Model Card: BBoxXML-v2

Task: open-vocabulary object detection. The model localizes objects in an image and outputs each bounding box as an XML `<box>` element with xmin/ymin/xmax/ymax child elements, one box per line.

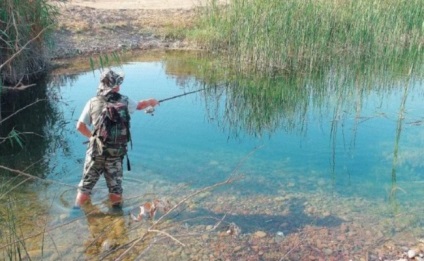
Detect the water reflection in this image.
<box><xmin>0</xmin><ymin>76</ymin><xmax>70</xmax><ymax>178</ymax></box>
<box><xmin>193</xmin><ymin>55</ymin><xmax>424</xmax><ymax>202</ymax></box>
<box><xmin>199</xmin><ymin>61</ymin><xmax>422</xmax><ymax>140</ymax></box>
<box><xmin>78</xmin><ymin>203</ymin><xmax>129</xmax><ymax>260</ymax></box>
<box><xmin>0</xmin><ymin>75</ymin><xmax>74</xmax><ymax>261</ymax></box>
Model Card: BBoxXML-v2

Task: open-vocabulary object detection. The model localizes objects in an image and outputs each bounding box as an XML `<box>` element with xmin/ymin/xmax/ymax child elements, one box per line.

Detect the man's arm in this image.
<box><xmin>76</xmin><ymin>100</ymin><xmax>92</xmax><ymax>138</ymax></box>
<box><xmin>76</xmin><ymin>121</ymin><xmax>92</xmax><ymax>138</ymax></box>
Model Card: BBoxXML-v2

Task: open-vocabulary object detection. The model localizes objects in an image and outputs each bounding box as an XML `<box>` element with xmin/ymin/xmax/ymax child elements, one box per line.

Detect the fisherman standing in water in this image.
<box><xmin>74</xmin><ymin>69</ymin><xmax>159</xmax><ymax>208</ymax></box>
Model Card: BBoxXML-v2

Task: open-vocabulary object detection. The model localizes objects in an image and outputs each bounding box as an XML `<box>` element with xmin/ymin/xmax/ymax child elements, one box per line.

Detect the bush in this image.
<box><xmin>0</xmin><ymin>0</ymin><xmax>57</xmax><ymax>85</ymax></box>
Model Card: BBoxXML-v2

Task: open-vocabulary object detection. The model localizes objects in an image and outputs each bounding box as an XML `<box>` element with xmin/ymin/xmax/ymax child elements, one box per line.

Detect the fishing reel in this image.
<box><xmin>144</xmin><ymin>106</ymin><xmax>155</xmax><ymax>115</ymax></box>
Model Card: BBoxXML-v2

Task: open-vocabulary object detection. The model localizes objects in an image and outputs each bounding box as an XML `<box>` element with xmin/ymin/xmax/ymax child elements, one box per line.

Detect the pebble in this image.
<box><xmin>253</xmin><ymin>231</ymin><xmax>267</xmax><ymax>238</ymax></box>
<box><xmin>101</xmin><ymin>239</ymin><xmax>111</xmax><ymax>252</ymax></box>
<box><xmin>408</xmin><ymin>249</ymin><xmax>416</xmax><ymax>258</ymax></box>
<box><xmin>274</xmin><ymin>196</ymin><xmax>286</xmax><ymax>202</ymax></box>
<box><xmin>276</xmin><ymin>231</ymin><xmax>285</xmax><ymax>237</ymax></box>
<box><xmin>59</xmin><ymin>214</ymin><xmax>68</xmax><ymax>221</ymax></box>
<box><xmin>233</xmin><ymin>246</ymin><xmax>242</xmax><ymax>252</ymax></box>
<box><xmin>323</xmin><ymin>248</ymin><xmax>333</xmax><ymax>255</ymax></box>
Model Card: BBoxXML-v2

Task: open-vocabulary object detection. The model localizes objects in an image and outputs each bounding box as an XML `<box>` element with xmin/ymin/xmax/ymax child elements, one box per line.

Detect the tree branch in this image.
<box><xmin>0</xmin><ymin>26</ymin><xmax>50</xmax><ymax>71</ymax></box>
<box><xmin>0</xmin><ymin>98</ymin><xmax>46</xmax><ymax>125</ymax></box>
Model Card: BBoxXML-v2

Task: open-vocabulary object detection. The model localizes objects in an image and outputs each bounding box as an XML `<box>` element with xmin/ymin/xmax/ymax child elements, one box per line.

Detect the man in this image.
<box><xmin>75</xmin><ymin>69</ymin><xmax>159</xmax><ymax>208</ymax></box>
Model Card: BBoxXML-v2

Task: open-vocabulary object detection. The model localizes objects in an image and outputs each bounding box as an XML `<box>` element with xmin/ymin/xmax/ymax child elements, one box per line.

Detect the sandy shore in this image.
<box><xmin>67</xmin><ymin>0</ymin><xmax>227</xmax><ymax>10</ymax></box>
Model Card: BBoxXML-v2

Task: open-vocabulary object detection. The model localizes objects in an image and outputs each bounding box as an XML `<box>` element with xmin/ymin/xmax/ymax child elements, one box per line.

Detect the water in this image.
<box><xmin>1</xmin><ymin>51</ymin><xmax>424</xmax><ymax>260</ymax></box>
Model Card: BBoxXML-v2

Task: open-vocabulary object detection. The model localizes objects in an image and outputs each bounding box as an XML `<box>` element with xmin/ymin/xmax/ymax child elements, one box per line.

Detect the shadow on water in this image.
<box><xmin>0</xmin><ymin>74</ymin><xmax>77</xmax><ymax>261</ymax></box>
<box><xmin>0</xmin><ymin>75</ymin><xmax>71</xmax><ymax>178</ymax></box>
<box><xmin>178</xmin><ymin>197</ymin><xmax>343</xmax><ymax>236</ymax></box>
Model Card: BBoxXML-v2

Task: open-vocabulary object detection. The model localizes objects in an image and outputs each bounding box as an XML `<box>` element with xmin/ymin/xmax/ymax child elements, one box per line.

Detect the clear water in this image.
<box><xmin>1</xmin><ymin>52</ymin><xmax>424</xmax><ymax>259</ymax></box>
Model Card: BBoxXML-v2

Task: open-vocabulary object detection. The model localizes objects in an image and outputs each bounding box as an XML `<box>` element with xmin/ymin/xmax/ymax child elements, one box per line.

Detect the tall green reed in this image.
<box><xmin>1</xmin><ymin>197</ymin><xmax>31</xmax><ymax>260</ymax></box>
<box><xmin>0</xmin><ymin>0</ymin><xmax>57</xmax><ymax>84</ymax></box>
<box><xmin>193</xmin><ymin>0</ymin><xmax>423</xmax><ymax>75</ymax></box>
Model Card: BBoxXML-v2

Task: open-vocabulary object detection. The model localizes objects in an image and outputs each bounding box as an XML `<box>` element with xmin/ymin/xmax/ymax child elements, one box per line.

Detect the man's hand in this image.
<box><xmin>137</xmin><ymin>98</ymin><xmax>159</xmax><ymax>110</ymax></box>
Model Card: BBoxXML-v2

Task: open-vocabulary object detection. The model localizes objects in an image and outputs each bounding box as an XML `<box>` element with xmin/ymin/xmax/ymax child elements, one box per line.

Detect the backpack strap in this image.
<box><xmin>91</xmin><ymin>95</ymin><xmax>107</xmax><ymax>138</ymax></box>
<box><xmin>105</xmin><ymin>92</ymin><xmax>122</xmax><ymax>102</ymax></box>
<box><xmin>119</xmin><ymin>95</ymin><xmax>133</xmax><ymax>150</ymax></box>
<box><xmin>126</xmin><ymin>154</ymin><xmax>131</xmax><ymax>171</ymax></box>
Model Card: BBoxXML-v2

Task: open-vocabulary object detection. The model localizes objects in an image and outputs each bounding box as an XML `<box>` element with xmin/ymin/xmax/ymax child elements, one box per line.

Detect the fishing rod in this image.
<box><xmin>145</xmin><ymin>88</ymin><xmax>205</xmax><ymax>114</ymax></box>
<box><xmin>158</xmin><ymin>88</ymin><xmax>205</xmax><ymax>103</ymax></box>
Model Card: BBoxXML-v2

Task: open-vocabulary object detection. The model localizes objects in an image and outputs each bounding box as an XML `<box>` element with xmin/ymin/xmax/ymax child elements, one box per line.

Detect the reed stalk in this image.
<box><xmin>193</xmin><ymin>0</ymin><xmax>423</xmax><ymax>75</ymax></box>
<box><xmin>0</xmin><ymin>0</ymin><xmax>57</xmax><ymax>85</ymax></box>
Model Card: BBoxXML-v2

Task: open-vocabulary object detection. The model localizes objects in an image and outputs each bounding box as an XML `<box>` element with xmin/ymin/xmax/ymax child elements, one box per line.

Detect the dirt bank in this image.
<box><xmin>49</xmin><ymin>0</ymin><xmax>224</xmax><ymax>60</ymax></box>
<box><xmin>66</xmin><ymin>0</ymin><xmax>223</xmax><ymax>10</ymax></box>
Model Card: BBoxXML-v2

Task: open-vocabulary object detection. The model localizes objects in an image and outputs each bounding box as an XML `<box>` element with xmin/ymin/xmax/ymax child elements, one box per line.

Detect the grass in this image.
<box><xmin>191</xmin><ymin>0</ymin><xmax>424</xmax><ymax>75</ymax></box>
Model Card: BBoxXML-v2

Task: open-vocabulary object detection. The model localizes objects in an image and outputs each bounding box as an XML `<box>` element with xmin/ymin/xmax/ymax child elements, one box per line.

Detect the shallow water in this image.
<box><xmin>1</xmin><ymin>51</ymin><xmax>424</xmax><ymax>260</ymax></box>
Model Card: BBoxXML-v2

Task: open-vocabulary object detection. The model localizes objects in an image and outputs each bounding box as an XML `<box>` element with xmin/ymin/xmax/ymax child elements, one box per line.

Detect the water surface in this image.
<box><xmin>1</xmin><ymin>51</ymin><xmax>423</xmax><ymax>260</ymax></box>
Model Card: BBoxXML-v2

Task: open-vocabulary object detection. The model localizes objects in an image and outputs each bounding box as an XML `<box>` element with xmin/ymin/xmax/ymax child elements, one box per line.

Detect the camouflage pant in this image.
<box><xmin>78</xmin><ymin>153</ymin><xmax>124</xmax><ymax>195</ymax></box>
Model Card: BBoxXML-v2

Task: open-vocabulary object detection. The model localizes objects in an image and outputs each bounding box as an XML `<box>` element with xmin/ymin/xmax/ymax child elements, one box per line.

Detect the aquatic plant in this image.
<box><xmin>0</xmin><ymin>0</ymin><xmax>57</xmax><ymax>85</ymax></box>
<box><xmin>193</xmin><ymin>0</ymin><xmax>424</xmax><ymax>75</ymax></box>
<box><xmin>1</xmin><ymin>198</ymin><xmax>34</xmax><ymax>260</ymax></box>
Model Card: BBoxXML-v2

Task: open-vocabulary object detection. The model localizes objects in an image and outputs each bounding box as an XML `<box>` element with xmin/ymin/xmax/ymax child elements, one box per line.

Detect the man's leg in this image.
<box><xmin>104</xmin><ymin>156</ymin><xmax>124</xmax><ymax>207</ymax></box>
<box><xmin>109</xmin><ymin>193</ymin><xmax>123</xmax><ymax>207</ymax></box>
<box><xmin>75</xmin><ymin>155</ymin><xmax>103</xmax><ymax>207</ymax></box>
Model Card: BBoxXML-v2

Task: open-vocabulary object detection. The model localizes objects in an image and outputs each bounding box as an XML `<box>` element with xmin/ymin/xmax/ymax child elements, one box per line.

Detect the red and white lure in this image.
<box><xmin>131</xmin><ymin>199</ymin><xmax>171</xmax><ymax>222</ymax></box>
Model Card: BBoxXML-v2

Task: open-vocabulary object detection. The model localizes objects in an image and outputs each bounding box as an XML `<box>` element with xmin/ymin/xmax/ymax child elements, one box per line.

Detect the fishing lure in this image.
<box><xmin>130</xmin><ymin>199</ymin><xmax>172</xmax><ymax>222</ymax></box>
<box><xmin>144</xmin><ymin>106</ymin><xmax>155</xmax><ymax>114</ymax></box>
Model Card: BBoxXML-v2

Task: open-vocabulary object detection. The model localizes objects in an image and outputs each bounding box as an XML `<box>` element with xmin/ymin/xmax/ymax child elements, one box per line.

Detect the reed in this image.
<box><xmin>0</xmin><ymin>0</ymin><xmax>57</xmax><ymax>85</ymax></box>
<box><xmin>193</xmin><ymin>0</ymin><xmax>423</xmax><ymax>74</ymax></box>
<box><xmin>0</xmin><ymin>197</ymin><xmax>32</xmax><ymax>260</ymax></box>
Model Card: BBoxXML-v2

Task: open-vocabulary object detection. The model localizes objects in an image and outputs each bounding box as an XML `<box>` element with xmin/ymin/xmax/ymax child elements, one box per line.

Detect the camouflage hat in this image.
<box><xmin>97</xmin><ymin>69</ymin><xmax>125</xmax><ymax>95</ymax></box>
<box><xmin>100</xmin><ymin>69</ymin><xmax>124</xmax><ymax>88</ymax></box>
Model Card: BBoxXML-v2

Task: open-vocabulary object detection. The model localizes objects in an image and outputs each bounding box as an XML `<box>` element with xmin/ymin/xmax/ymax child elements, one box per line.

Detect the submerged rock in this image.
<box><xmin>408</xmin><ymin>249</ymin><xmax>417</xmax><ymax>258</ymax></box>
<box><xmin>253</xmin><ymin>231</ymin><xmax>267</xmax><ymax>238</ymax></box>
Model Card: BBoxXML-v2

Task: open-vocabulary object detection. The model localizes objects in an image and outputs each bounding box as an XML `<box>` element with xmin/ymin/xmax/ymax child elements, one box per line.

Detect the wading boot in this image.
<box><xmin>74</xmin><ymin>192</ymin><xmax>90</xmax><ymax>208</ymax></box>
<box><xmin>109</xmin><ymin>193</ymin><xmax>123</xmax><ymax>208</ymax></box>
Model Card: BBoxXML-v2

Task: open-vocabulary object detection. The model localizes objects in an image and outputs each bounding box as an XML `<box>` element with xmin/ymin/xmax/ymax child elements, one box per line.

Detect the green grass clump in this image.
<box><xmin>192</xmin><ymin>0</ymin><xmax>423</xmax><ymax>74</ymax></box>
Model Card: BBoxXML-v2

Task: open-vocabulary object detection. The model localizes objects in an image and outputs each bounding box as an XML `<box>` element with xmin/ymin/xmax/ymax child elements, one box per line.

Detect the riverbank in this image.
<box><xmin>49</xmin><ymin>0</ymin><xmax>220</xmax><ymax>61</ymax></box>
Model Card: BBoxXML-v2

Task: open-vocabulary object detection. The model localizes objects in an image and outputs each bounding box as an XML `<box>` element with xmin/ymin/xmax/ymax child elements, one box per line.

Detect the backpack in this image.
<box><xmin>92</xmin><ymin>92</ymin><xmax>132</xmax><ymax>162</ymax></box>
